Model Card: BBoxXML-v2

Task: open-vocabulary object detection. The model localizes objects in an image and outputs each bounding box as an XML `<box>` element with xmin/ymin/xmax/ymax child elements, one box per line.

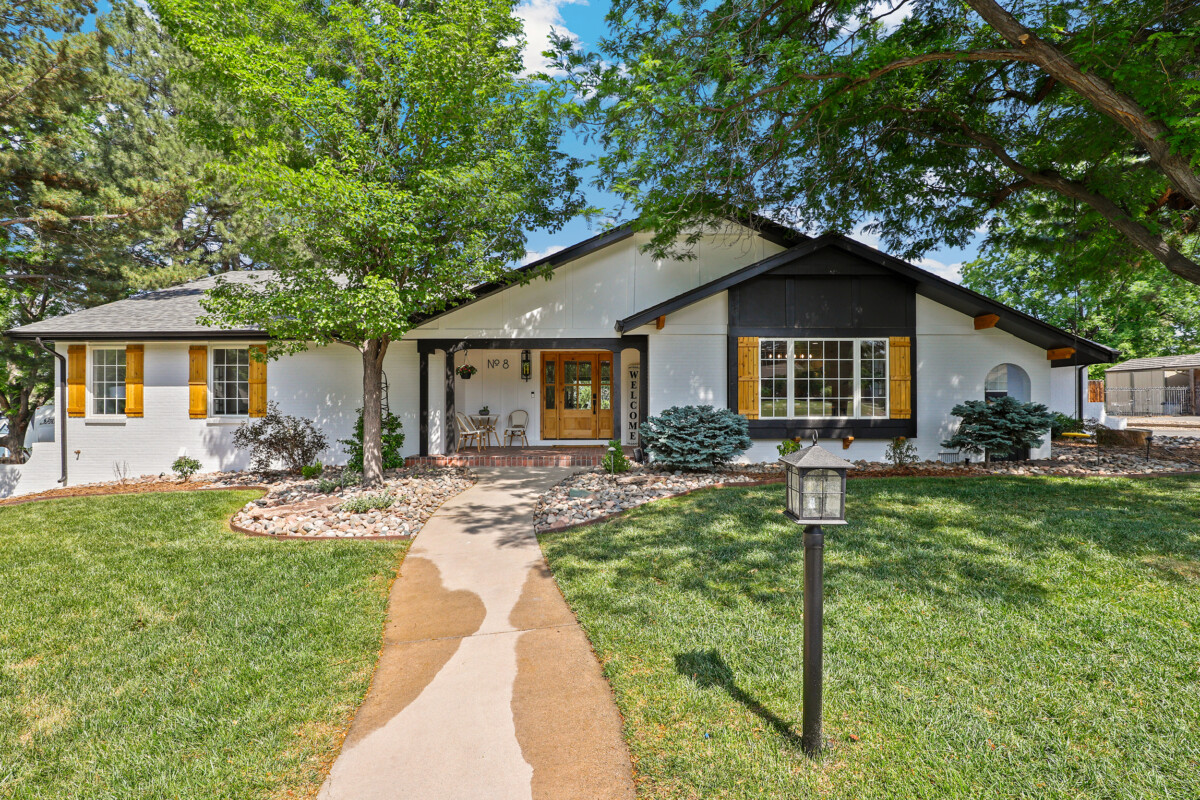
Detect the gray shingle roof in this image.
<box><xmin>6</xmin><ymin>271</ymin><xmax>273</xmax><ymax>340</ymax></box>
<box><xmin>1106</xmin><ymin>353</ymin><xmax>1200</xmax><ymax>372</ymax></box>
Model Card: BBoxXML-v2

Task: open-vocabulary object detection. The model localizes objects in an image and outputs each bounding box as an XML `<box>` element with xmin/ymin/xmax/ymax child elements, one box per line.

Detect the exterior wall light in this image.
<box><xmin>521</xmin><ymin>349</ymin><xmax>532</xmax><ymax>382</ymax></box>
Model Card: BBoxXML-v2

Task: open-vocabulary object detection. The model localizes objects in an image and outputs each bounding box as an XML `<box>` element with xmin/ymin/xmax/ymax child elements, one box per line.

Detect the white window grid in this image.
<box><xmin>91</xmin><ymin>348</ymin><xmax>126</xmax><ymax>416</ymax></box>
<box><xmin>212</xmin><ymin>347</ymin><xmax>250</xmax><ymax>417</ymax></box>
<box><xmin>760</xmin><ymin>338</ymin><xmax>889</xmax><ymax>419</ymax></box>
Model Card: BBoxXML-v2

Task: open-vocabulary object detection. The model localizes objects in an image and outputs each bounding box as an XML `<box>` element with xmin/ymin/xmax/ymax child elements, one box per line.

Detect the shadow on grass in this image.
<box><xmin>675</xmin><ymin>649</ymin><xmax>801</xmax><ymax>748</ymax></box>
<box><xmin>543</xmin><ymin>475</ymin><xmax>1200</xmax><ymax>613</ymax></box>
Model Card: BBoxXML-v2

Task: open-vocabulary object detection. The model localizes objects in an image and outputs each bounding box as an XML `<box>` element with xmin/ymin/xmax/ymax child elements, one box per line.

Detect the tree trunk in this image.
<box><xmin>361</xmin><ymin>338</ymin><xmax>389</xmax><ymax>487</ymax></box>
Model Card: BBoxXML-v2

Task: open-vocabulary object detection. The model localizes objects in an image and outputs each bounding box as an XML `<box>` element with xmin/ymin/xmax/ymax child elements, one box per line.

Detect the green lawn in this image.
<box><xmin>0</xmin><ymin>491</ymin><xmax>405</xmax><ymax>800</ymax></box>
<box><xmin>540</xmin><ymin>476</ymin><xmax>1200</xmax><ymax>799</ymax></box>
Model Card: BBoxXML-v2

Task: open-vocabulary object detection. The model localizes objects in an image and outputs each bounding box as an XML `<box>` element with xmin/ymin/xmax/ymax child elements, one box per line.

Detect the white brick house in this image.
<box><xmin>3</xmin><ymin>219</ymin><xmax>1113</xmax><ymax>497</ymax></box>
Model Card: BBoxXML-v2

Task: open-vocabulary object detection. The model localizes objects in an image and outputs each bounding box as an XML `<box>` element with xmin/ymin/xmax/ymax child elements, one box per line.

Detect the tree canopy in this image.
<box><xmin>0</xmin><ymin>2</ymin><xmax>255</xmax><ymax>455</ymax></box>
<box><xmin>153</xmin><ymin>0</ymin><xmax>585</xmax><ymax>484</ymax></box>
<box><xmin>558</xmin><ymin>0</ymin><xmax>1200</xmax><ymax>287</ymax></box>
<box><xmin>962</xmin><ymin>205</ymin><xmax>1200</xmax><ymax>374</ymax></box>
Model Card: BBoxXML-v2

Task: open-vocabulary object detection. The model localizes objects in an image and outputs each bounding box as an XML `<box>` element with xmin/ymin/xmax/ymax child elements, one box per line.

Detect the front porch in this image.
<box><xmin>415</xmin><ymin>337</ymin><xmax>648</xmax><ymax>457</ymax></box>
<box><xmin>406</xmin><ymin>445</ymin><xmax>608</xmax><ymax>468</ymax></box>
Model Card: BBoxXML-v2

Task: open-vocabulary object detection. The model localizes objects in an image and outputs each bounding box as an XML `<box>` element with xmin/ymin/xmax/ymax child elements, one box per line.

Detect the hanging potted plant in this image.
<box><xmin>456</xmin><ymin>363</ymin><xmax>478</xmax><ymax>380</ymax></box>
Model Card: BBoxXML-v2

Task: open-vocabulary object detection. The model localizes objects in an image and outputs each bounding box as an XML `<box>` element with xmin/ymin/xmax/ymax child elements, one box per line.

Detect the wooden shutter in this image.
<box><xmin>248</xmin><ymin>345</ymin><xmax>267</xmax><ymax>417</ymax></box>
<box><xmin>67</xmin><ymin>345</ymin><xmax>86</xmax><ymax>417</ymax></box>
<box><xmin>889</xmin><ymin>336</ymin><xmax>912</xmax><ymax>419</ymax></box>
<box><xmin>188</xmin><ymin>346</ymin><xmax>207</xmax><ymax>419</ymax></box>
<box><xmin>736</xmin><ymin>337</ymin><xmax>760</xmax><ymax>419</ymax></box>
<box><xmin>125</xmin><ymin>345</ymin><xmax>144</xmax><ymax>417</ymax></box>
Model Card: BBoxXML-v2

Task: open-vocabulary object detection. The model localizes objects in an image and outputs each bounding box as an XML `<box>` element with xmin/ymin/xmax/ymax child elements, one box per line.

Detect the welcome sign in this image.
<box><xmin>624</xmin><ymin>363</ymin><xmax>640</xmax><ymax>447</ymax></box>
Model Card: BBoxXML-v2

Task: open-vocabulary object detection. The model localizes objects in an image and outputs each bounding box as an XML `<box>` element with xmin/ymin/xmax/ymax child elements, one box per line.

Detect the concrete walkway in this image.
<box><xmin>319</xmin><ymin>468</ymin><xmax>636</xmax><ymax>800</ymax></box>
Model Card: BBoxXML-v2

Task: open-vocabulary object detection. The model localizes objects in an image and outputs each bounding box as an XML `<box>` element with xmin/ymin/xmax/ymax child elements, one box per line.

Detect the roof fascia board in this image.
<box><xmin>6</xmin><ymin>330</ymin><xmax>267</xmax><ymax>342</ymax></box>
<box><xmin>616</xmin><ymin>234</ymin><xmax>1117</xmax><ymax>365</ymax></box>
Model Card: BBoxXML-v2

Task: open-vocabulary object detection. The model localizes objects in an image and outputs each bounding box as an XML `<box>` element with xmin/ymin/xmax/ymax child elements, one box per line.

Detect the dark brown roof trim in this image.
<box><xmin>616</xmin><ymin>233</ymin><xmax>1117</xmax><ymax>367</ymax></box>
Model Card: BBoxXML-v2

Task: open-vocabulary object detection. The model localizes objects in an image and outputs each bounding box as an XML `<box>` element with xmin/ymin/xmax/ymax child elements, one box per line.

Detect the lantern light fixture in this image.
<box><xmin>520</xmin><ymin>349</ymin><xmax>532</xmax><ymax>382</ymax></box>
<box><xmin>779</xmin><ymin>444</ymin><xmax>854</xmax><ymax>525</ymax></box>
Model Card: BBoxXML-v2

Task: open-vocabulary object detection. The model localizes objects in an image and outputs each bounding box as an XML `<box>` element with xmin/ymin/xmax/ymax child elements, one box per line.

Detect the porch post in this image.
<box><xmin>445</xmin><ymin>352</ymin><xmax>456</xmax><ymax>453</ymax></box>
<box><xmin>610</xmin><ymin>347</ymin><xmax>621</xmax><ymax>443</ymax></box>
<box><xmin>638</xmin><ymin>338</ymin><xmax>649</xmax><ymax>458</ymax></box>
<box><xmin>419</xmin><ymin>348</ymin><xmax>429</xmax><ymax>457</ymax></box>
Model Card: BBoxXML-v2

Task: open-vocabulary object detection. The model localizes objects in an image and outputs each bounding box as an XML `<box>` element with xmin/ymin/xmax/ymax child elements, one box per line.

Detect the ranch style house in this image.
<box><xmin>3</xmin><ymin>218</ymin><xmax>1115</xmax><ymax>497</ymax></box>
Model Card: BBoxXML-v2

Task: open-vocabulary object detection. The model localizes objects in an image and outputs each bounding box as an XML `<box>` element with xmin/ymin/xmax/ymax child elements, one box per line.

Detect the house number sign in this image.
<box><xmin>624</xmin><ymin>363</ymin><xmax>640</xmax><ymax>446</ymax></box>
<box><xmin>486</xmin><ymin>358</ymin><xmax>510</xmax><ymax>369</ymax></box>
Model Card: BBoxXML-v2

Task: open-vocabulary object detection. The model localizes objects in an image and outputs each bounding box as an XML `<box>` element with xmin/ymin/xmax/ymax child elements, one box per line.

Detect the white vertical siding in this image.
<box><xmin>648</xmin><ymin>334</ymin><xmax>727</xmax><ymax>414</ymax></box>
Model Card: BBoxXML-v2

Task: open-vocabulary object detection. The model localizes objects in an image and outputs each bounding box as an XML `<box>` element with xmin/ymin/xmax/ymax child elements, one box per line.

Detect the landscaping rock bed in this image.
<box><xmin>535</xmin><ymin>466</ymin><xmax>776</xmax><ymax>532</ymax></box>
<box><xmin>224</xmin><ymin>466</ymin><xmax>474</xmax><ymax>538</ymax></box>
<box><xmin>536</xmin><ymin>437</ymin><xmax>1200</xmax><ymax>532</ymax></box>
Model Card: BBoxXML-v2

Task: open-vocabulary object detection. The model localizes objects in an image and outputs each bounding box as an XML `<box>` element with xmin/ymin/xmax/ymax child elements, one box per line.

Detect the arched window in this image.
<box><xmin>985</xmin><ymin>363</ymin><xmax>1031</xmax><ymax>403</ymax></box>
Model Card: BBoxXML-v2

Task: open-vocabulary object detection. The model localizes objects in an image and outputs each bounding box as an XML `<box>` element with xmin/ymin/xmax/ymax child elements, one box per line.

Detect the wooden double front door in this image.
<box><xmin>541</xmin><ymin>351</ymin><xmax>614</xmax><ymax>440</ymax></box>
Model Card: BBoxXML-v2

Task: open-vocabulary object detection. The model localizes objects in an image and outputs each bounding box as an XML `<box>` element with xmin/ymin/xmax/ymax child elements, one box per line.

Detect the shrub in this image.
<box><xmin>171</xmin><ymin>455</ymin><xmax>202</xmax><ymax>481</ymax></box>
<box><xmin>639</xmin><ymin>405</ymin><xmax>752</xmax><ymax>470</ymax></box>
<box><xmin>884</xmin><ymin>436</ymin><xmax>919</xmax><ymax>467</ymax></box>
<box><xmin>340</xmin><ymin>408</ymin><xmax>405</xmax><ymax>472</ymax></box>
<box><xmin>301</xmin><ymin>462</ymin><xmax>324</xmax><ymax>479</ymax></box>
<box><xmin>601</xmin><ymin>439</ymin><xmax>632</xmax><ymax>474</ymax></box>
<box><xmin>317</xmin><ymin>469</ymin><xmax>360</xmax><ymax>494</ymax></box>
<box><xmin>340</xmin><ymin>491</ymin><xmax>394</xmax><ymax>513</ymax></box>
<box><xmin>942</xmin><ymin>396</ymin><xmax>1054</xmax><ymax>462</ymax></box>
<box><xmin>232</xmin><ymin>403</ymin><xmax>329</xmax><ymax>473</ymax></box>
<box><xmin>777</xmin><ymin>438</ymin><xmax>802</xmax><ymax>457</ymax></box>
<box><xmin>1050</xmin><ymin>412</ymin><xmax>1097</xmax><ymax>439</ymax></box>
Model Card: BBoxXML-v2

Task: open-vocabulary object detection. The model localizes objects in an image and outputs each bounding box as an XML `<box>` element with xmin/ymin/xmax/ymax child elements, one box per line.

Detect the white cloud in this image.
<box><xmin>849</xmin><ymin>221</ymin><xmax>962</xmax><ymax>283</ymax></box>
<box><xmin>522</xmin><ymin>244</ymin><xmax>566</xmax><ymax>265</ymax></box>
<box><xmin>912</xmin><ymin>256</ymin><xmax>963</xmax><ymax>283</ymax></box>
<box><xmin>514</xmin><ymin>0</ymin><xmax>585</xmax><ymax>74</ymax></box>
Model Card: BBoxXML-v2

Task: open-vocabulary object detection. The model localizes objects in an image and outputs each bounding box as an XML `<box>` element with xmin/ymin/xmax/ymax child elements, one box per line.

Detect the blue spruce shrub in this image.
<box><xmin>639</xmin><ymin>405</ymin><xmax>752</xmax><ymax>470</ymax></box>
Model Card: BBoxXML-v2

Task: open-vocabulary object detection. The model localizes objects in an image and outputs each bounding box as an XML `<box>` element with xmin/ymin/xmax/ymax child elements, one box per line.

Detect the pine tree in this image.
<box><xmin>942</xmin><ymin>397</ymin><xmax>1054</xmax><ymax>463</ymax></box>
<box><xmin>0</xmin><ymin>3</ymin><xmax>256</xmax><ymax>456</ymax></box>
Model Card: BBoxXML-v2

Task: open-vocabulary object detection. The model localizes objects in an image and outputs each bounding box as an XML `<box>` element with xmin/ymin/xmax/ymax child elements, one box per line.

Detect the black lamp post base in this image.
<box><xmin>802</xmin><ymin>524</ymin><xmax>824</xmax><ymax>757</ymax></box>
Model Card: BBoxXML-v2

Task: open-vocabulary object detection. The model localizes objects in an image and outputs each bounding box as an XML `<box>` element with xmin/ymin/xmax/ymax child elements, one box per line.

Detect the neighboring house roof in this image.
<box><xmin>615</xmin><ymin>233</ymin><xmax>1118</xmax><ymax>367</ymax></box>
<box><xmin>7</xmin><ymin>271</ymin><xmax>271</xmax><ymax>341</ymax></box>
<box><xmin>1106</xmin><ymin>353</ymin><xmax>1200</xmax><ymax>372</ymax></box>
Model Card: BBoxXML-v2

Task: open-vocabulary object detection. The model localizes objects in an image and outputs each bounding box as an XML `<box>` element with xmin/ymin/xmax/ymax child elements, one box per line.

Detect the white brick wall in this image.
<box><xmin>0</xmin><ymin>340</ymin><xmax>422</xmax><ymax>496</ymax></box>
<box><xmin>648</xmin><ymin>334</ymin><xmax>727</xmax><ymax>414</ymax></box>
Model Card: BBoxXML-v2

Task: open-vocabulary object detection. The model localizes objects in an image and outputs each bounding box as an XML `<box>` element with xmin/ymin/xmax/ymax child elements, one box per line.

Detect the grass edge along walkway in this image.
<box><xmin>0</xmin><ymin>489</ymin><xmax>408</xmax><ymax>800</ymax></box>
<box><xmin>539</xmin><ymin>475</ymin><xmax>1200</xmax><ymax>800</ymax></box>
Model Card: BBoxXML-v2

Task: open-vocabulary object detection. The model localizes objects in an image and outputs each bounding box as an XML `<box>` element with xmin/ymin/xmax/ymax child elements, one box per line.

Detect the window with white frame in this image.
<box><xmin>212</xmin><ymin>348</ymin><xmax>250</xmax><ymax>416</ymax></box>
<box><xmin>91</xmin><ymin>348</ymin><xmax>126</xmax><ymax>415</ymax></box>
<box><xmin>760</xmin><ymin>339</ymin><xmax>889</xmax><ymax>419</ymax></box>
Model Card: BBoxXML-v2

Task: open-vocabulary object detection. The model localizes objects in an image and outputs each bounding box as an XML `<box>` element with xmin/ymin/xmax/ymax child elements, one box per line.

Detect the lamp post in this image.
<box><xmin>778</xmin><ymin>443</ymin><xmax>854</xmax><ymax>756</ymax></box>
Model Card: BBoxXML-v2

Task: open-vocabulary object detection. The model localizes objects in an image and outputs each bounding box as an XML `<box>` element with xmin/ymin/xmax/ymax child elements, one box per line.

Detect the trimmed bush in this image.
<box><xmin>601</xmin><ymin>439</ymin><xmax>632</xmax><ymax>474</ymax></box>
<box><xmin>301</xmin><ymin>462</ymin><xmax>324</xmax><ymax>479</ymax></box>
<box><xmin>232</xmin><ymin>403</ymin><xmax>329</xmax><ymax>473</ymax></box>
<box><xmin>340</xmin><ymin>408</ymin><xmax>405</xmax><ymax>472</ymax></box>
<box><xmin>639</xmin><ymin>405</ymin><xmax>752</xmax><ymax>470</ymax></box>
<box><xmin>942</xmin><ymin>396</ymin><xmax>1053</xmax><ymax>462</ymax></box>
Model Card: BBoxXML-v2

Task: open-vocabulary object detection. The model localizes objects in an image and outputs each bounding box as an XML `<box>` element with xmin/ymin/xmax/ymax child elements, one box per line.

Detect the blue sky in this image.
<box><xmin>514</xmin><ymin>0</ymin><xmax>982</xmax><ymax>282</ymax></box>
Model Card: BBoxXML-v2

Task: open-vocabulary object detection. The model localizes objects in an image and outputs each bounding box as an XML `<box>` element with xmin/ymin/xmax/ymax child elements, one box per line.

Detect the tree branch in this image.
<box><xmin>962</xmin><ymin>0</ymin><xmax>1200</xmax><ymax>209</ymax></box>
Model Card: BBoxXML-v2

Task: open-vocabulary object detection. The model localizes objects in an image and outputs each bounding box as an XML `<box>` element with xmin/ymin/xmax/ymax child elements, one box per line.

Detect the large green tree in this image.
<box><xmin>962</xmin><ymin>205</ymin><xmax>1200</xmax><ymax>375</ymax></box>
<box><xmin>558</xmin><ymin>0</ymin><xmax>1200</xmax><ymax>286</ymax></box>
<box><xmin>0</xmin><ymin>2</ymin><xmax>256</xmax><ymax>456</ymax></box>
<box><xmin>153</xmin><ymin>0</ymin><xmax>584</xmax><ymax>485</ymax></box>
